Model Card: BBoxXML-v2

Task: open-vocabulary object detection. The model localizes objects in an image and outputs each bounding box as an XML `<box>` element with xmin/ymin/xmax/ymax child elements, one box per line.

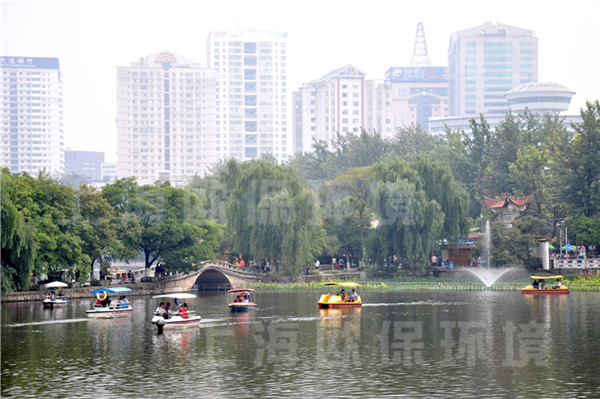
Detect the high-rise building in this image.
<box><xmin>363</xmin><ymin>80</ymin><xmax>392</xmax><ymax>137</ymax></box>
<box><xmin>1</xmin><ymin>56</ymin><xmax>65</xmax><ymax>175</ymax></box>
<box><xmin>293</xmin><ymin>65</ymin><xmax>367</xmax><ymax>153</ymax></box>
<box><xmin>293</xmin><ymin>65</ymin><xmax>393</xmax><ymax>153</ymax></box>
<box><xmin>206</xmin><ymin>29</ymin><xmax>289</xmax><ymax>161</ymax></box>
<box><xmin>65</xmin><ymin>150</ymin><xmax>104</xmax><ymax>181</ymax></box>
<box><xmin>385</xmin><ymin>66</ymin><xmax>449</xmax><ymax>132</ymax></box>
<box><xmin>116</xmin><ymin>51</ymin><xmax>216</xmax><ymax>186</ymax></box>
<box><xmin>448</xmin><ymin>21</ymin><xmax>538</xmax><ymax>117</ymax></box>
<box><xmin>385</xmin><ymin>23</ymin><xmax>450</xmax><ymax>133</ymax></box>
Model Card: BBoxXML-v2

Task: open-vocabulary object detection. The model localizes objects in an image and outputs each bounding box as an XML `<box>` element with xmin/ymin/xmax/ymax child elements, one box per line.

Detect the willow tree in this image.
<box><xmin>1</xmin><ymin>169</ymin><xmax>37</xmax><ymax>293</ymax></box>
<box><xmin>223</xmin><ymin>159</ymin><xmax>326</xmax><ymax>275</ymax></box>
<box><xmin>367</xmin><ymin>158</ymin><xmax>469</xmax><ymax>271</ymax></box>
<box><xmin>319</xmin><ymin>166</ymin><xmax>372</xmax><ymax>267</ymax></box>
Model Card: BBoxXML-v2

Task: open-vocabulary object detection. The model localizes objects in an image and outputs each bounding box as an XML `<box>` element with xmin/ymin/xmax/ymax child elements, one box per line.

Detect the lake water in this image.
<box><xmin>2</xmin><ymin>290</ymin><xmax>599</xmax><ymax>398</ymax></box>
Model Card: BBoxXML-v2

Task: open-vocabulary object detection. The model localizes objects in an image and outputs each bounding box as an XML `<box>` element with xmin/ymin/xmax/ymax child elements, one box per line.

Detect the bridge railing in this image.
<box><xmin>198</xmin><ymin>260</ymin><xmax>267</xmax><ymax>276</ymax></box>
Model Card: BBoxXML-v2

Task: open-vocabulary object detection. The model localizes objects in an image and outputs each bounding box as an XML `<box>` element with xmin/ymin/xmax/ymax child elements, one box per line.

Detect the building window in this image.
<box><xmin>244</xmin><ymin>42</ymin><xmax>257</xmax><ymax>54</ymax></box>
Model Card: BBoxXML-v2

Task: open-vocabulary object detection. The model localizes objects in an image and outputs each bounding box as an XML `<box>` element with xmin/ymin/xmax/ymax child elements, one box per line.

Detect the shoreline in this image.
<box><xmin>3</xmin><ymin>276</ymin><xmax>599</xmax><ymax>303</ymax></box>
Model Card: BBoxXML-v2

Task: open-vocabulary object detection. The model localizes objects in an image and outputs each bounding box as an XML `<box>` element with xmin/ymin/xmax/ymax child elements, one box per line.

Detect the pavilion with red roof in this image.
<box><xmin>484</xmin><ymin>194</ymin><xmax>534</xmax><ymax>227</ymax></box>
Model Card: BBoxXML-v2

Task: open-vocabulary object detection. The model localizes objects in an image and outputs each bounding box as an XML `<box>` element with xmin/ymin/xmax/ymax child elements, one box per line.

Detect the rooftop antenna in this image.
<box><xmin>410</xmin><ymin>22</ymin><xmax>432</xmax><ymax>67</ymax></box>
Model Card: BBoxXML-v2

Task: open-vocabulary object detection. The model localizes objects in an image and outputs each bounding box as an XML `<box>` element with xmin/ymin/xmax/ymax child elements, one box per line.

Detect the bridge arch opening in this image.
<box><xmin>194</xmin><ymin>269</ymin><xmax>232</xmax><ymax>290</ymax></box>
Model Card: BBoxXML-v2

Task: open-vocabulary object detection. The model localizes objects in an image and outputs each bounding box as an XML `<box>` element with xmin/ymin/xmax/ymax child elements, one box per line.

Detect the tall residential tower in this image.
<box><xmin>206</xmin><ymin>29</ymin><xmax>289</xmax><ymax>161</ymax></box>
<box><xmin>116</xmin><ymin>51</ymin><xmax>216</xmax><ymax>185</ymax></box>
<box><xmin>448</xmin><ymin>21</ymin><xmax>538</xmax><ymax>117</ymax></box>
<box><xmin>1</xmin><ymin>56</ymin><xmax>65</xmax><ymax>175</ymax></box>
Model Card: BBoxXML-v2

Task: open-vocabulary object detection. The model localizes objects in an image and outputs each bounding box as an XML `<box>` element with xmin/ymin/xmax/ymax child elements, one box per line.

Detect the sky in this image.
<box><xmin>2</xmin><ymin>0</ymin><xmax>599</xmax><ymax>163</ymax></box>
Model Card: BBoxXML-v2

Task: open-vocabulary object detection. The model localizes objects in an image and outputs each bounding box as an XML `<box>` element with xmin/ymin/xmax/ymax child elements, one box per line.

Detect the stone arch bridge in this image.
<box><xmin>160</xmin><ymin>261</ymin><xmax>268</xmax><ymax>292</ymax></box>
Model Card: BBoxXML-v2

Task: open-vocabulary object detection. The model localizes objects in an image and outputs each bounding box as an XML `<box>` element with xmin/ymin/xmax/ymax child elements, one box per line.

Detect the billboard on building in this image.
<box><xmin>385</xmin><ymin>67</ymin><xmax>448</xmax><ymax>83</ymax></box>
<box><xmin>1</xmin><ymin>57</ymin><xmax>59</xmax><ymax>69</ymax></box>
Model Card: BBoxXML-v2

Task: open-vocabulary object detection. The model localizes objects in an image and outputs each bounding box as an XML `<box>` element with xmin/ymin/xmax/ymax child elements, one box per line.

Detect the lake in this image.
<box><xmin>2</xmin><ymin>290</ymin><xmax>599</xmax><ymax>398</ymax></box>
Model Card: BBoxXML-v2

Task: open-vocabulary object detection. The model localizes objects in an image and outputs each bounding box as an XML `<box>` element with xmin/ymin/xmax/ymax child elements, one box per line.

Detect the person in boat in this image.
<box><xmin>101</xmin><ymin>295</ymin><xmax>111</xmax><ymax>307</ymax></box>
<box><xmin>554</xmin><ymin>279</ymin><xmax>562</xmax><ymax>289</ymax></box>
<box><xmin>234</xmin><ymin>295</ymin><xmax>241</xmax><ymax>303</ymax></box>
<box><xmin>121</xmin><ymin>296</ymin><xmax>130</xmax><ymax>308</ymax></box>
<box><xmin>178</xmin><ymin>303</ymin><xmax>189</xmax><ymax>319</ymax></box>
<box><xmin>349</xmin><ymin>289</ymin><xmax>358</xmax><ymax>302</ymax></box>
<box><xmin>340</xmin><ymin>289</ymin><xmax>346</xmax><ymax>302</ymax></box>
<box><xmin>95</xmin><ymin>298</ymin><xmax>102</xmax><ymax>307</ymax></box>
<box><xmin>58</xmin><ymin>289</ymin><xmax>64</xmax><ymax>299</ymax></box>
<box><xmin>532</xmin><ymin>280</ymin><xmax>539</xmax><ymax>289</ymax></box>
<box><xmin>240</xmin><ymin>294</ymin><xmax>249</xmax><ymax>304</ymax></box>
<box><xmin>155</xmin><ymin>302</ymin><xmax>165</xmax><ymax>315</ymax></box>
<box><xmin>540</xmin><ymin>280</ymin><xmax>547</xmax><ymax>289</ymax></box>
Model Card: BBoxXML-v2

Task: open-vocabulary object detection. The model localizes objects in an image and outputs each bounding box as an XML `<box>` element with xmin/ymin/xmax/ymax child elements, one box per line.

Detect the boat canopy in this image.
<box><xmin>44</xmin><ymin>281</ymin><xmax>68</xmax><ymax>288</ymax></box>
<box><xmin>152</xmin><ymin>293</ymin><xmax>197</xmax><ymax>299</ymax></box>
<box><xmin>530</xmin><ymin>275</ymin><xmax>564</xmax><ymax>280</ymax></box>
<box><xmin>324</xmin><ymin>282</ymin><xmax>361</xmax><ymax>288</ymax></box>
<box><xmin>227</xmin><ymin>288</ymin><xmax>256</xmax><ymax>293</ymax></box>
<box><xmin>90</xmin><ymin>287</ymin><xmax>133</xmax><ymax>294</ymax></box>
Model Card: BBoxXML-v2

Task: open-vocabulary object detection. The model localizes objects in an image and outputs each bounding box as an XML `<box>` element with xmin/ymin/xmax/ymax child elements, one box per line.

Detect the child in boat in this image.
<box><xmin>178</xmin><ymin>303</ymin><xmax>189</xmax><ymax>319</ymax></box>
<box><xmin>234</xmin><ymin>295</ymin><xmax>241</xmax><ymax>303</ymax></box>
<box><xmin>155</xmin><ymin>302</ymin><xmax>165</xmax><ymax>315</ymax></box>
<box><xmin>340</xmin><ymin>290</ymin><xmax>346</xmax><ymax>302</ymax></box>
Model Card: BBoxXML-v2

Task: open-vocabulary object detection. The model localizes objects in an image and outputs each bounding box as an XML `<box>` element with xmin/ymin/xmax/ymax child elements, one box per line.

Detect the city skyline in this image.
<box><xmin>2</xmin><ymin>0</ymin><xmax>599</xmax><ymax>163</ymax></box>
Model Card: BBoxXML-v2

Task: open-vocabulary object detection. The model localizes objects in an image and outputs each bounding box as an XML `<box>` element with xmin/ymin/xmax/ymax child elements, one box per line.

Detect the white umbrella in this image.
<box><xmin>44</xmin><ymin>281</ymin><xmax>68</xmax><ymax>288</ymax></box>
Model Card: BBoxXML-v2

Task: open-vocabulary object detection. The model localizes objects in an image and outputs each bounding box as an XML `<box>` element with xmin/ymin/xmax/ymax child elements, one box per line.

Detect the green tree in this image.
<box><xmin>392</xmin><ymin>124</ymin><xmax>440</xmax><ymax>161</ymax></box>
<box><xmin>320</xmin><ymin>167</ymin><xmax>372</xmax><ymax>267</ymax></box>
<box><xmin>573</xmin><ymin>215</ymin><xmax>600</xmax><ymax>247</ymax></box>
<box><xmin>1</xmin><ymin>170</ymin><xmax>37</xmax><ymax>293</ymax></box>
<box><xmin>508</xmin><ymin>144</ymin><xmax>549</xmax><ymax>215</ymax></box>
<box><xmin>548</xmin><ymin>101</ymin><xmax>600</xmax><ymax>218</ymax></box>
<box><xmin>102</xmin><ymin>179</ymin><xmax>219</xmax><ymax>275</ymax></box>
<box><xmin>74</xmin><ymin>185</ymin><xmax>141</xmax><ymax>280</ymax></box>
<box><xmin>485</xmin><ymin>113</ymin><xmax>525</xmax><ymax>197</ymax></box>
<box><xmin>222</xmin><ymin>159</ymin><xmax>326</xmax><ymax>275</ymax></box>
<box><xmin>462</xmin><ymin>115</ymin><xmax>493</xmax><ymax>218</ymax></box>
<box><xmin>367</xmin><ymin>158</ymin><xmax>468</xmax><ymax>271</ymax></box>
<box><xmin>12</xmin><ymin>172</ymin><xmax>90</xmax><ymax>281</ymax></box>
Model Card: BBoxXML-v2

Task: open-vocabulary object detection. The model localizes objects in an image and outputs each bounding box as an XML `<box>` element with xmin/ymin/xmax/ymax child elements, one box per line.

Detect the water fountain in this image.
<box><xmin>462</xmin><ymin>219</ymin><xmax>512</xmax><ymax>288</ymax></box>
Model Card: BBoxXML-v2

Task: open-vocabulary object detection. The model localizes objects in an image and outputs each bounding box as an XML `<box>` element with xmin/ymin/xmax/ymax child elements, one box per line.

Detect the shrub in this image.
<box><xmin>141</xmin><ymin>277</ymin><xmax>154</xmax><ymax>283</ymax></box>
<box><xmin>90</xmin><ymin>280</ymin><xmax>102</xmax><ymax>287</ymax></box>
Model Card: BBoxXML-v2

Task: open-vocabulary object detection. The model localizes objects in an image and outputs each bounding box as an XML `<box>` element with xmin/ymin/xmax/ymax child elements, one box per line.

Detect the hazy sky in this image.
<box><xmin>3</xmin><ymin>0</ymin><xmax>599</xmax><ymax>162</ymax></box>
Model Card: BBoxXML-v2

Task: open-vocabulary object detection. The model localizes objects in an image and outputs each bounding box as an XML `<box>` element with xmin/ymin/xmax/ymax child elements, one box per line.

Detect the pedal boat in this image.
<box><xmin>228</xmin><ymin>288</ymin><xmax>258</xmax><ymax>311</ymax></box>
<box><xmin>522</xmin><ymin>275</ymin><xmax>569</xmax><ymax>295</ymax></box>
<box><xmin>318</xmin><ymin>282</ymin><xmax>362</xmax><ymax>309</ymax></box>
<box><xmin>42</xmin><ymin>281</ymin><xmax>68</xmax><ymax>308</ymax></box>
<box><xmin>86</xmin><ymin>287</ymin><xmax>133</xmax><ymax>318</ymax></box>
<box><xmin>151</xmin><ymin>293</ymin><xmax>201</xmax><ymax>331</ymax></box>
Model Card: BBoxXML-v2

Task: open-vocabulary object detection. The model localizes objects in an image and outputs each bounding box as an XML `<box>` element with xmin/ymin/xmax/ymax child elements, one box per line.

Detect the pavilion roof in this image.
<box><xmin>484</xmin><ymin>194</ymin><xmax>534</xmax><ymax>209</ymax></box>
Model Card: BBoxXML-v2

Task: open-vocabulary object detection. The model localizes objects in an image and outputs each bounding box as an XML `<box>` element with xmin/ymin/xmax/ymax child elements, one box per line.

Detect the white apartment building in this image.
<box><xmin>116</xmin><ymin>51</ymin><xmax>216</xmax><ymax>186</ymax></box>
<box><xmin>448</xmin><ymin>22</ymin><xmax>538</xmax><ymax>117</ymax></box>
<box><xmin>363</xmin><ymin>80</ymin><xmax>392</xmax><ymax>137</ymax></box>
<box><xmin>1</xmin><ymin>56</ymin><xmax>65</xmax><ymax>175</ymax></box>
<box><xmin>206</xmin><ymin>29</ymin><xmax>289</xmax><ymax>161</ymax></box>
<box><xmin>293</xmin><ymin>65</ymin><xmax>392</xmax><ymax>154</ymax></box>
